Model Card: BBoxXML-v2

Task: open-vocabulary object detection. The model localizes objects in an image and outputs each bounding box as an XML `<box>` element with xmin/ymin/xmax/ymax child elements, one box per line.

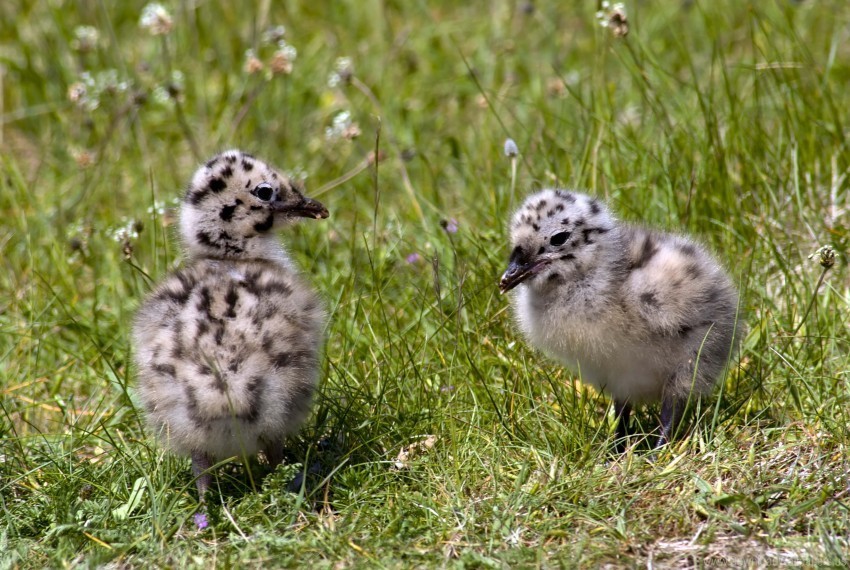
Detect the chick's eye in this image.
<box><xmin>253</xmin><ymin>183</ymin><xmax>274</xmax><ymax>202</ymax></box>
<box><xmin>550</xmin><ymin>231</ymin><xmax>570</xmax><ymax>247</ymax></box>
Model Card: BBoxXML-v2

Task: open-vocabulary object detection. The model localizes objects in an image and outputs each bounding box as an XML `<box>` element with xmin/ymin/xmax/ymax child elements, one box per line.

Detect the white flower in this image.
<box><xmin>262</xmin><ymin>25</ymin><xmax>286</xmax><ymax>45</ymax></box>
<box><xmin>140</xmin><ymin>3</ymin><xmax>173</xmax><ymax>36</ymax></box>
<box><xmin>147</xmin><ymin>200</ymin><xmax>167</xmax><ymax>216</ymax></box>
<box><xmin>595</xmin><ymin>11</ymin><xmax>608</xmax><ymax>27</ymax></box>
<box><xmin>110</xmin><ymin>218</ymin><xmax>141</xmax><ymax>243</ymax></box>
<box><xmin>97</xmin><ymin>69</ymin><xmax>119</xmax><ymax>93</ymax></box>
<box><xmin>71</xmin><ymin>26</ymin><xmax>99</xmax><ymax>52</ymax></box>
<box><xmin>596</xmin><ymin>2</ymin><xmax>628</xmax><ymax>37</ymax></box>
<box><xmin>68</xmin><ymin>72</ymin><xmax>100</xmax><ymax>111</ymax></box>
<box><xmin>270</xmin><ymin>41</ymin><xmax>297</xmax><ymax>74</ymax></box>
<box><xmin>327</xmin><ymin>56</ymin><xmax>354</xmax><ymax>88</ymax></box>
<box><xmin>151</xmin><ymin>85</ymin><xmax>171</xmax><ymax>105</ymax></box>
<box><xmin>277</xmin><ymin>41</ymin><xmax>297</xmax><ymax>61</ymax></box>
<box><xmin>324</xmin><ymin>110</ymin><xmax>361</xmax><ymax>141</ymax></box>
<box><xmin>504</xmin><ymin>138</ymin><xmax>519</xmax><ymax>158</ymax></box>
<box><xmin>68</xmin><ymin>82</ymin><xmax>88</xmax><ymax>106</ymax></box>
<box><xmin>170</xmin><ymin>70</ymin><xmax>184</xmax><ymax>91</ymax></box>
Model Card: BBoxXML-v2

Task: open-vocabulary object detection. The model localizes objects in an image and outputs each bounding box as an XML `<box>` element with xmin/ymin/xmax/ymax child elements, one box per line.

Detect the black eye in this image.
<box><xmin>550</xmin><ymin>231</ymin><xmax>570</xmax><ymax>247</ymax></box>
<box><xmin>253</xmin><ymin>183</ymin><xmax>274</xmax><ymax>202</ymax></box>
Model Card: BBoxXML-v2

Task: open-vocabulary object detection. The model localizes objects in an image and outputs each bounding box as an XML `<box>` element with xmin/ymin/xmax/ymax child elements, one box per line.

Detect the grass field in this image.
<box><xmin>2</xmin><ymin>1</ymin><xmax>849</xmax><ymax>567</ymax></box>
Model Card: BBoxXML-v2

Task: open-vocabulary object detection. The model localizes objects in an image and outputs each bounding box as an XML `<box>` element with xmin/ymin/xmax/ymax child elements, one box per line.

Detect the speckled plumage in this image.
<box><xmin>133</xmin><ymin>149</ymin><xmax>328</xmax><ymax>496</ymax></box>
<box><xmin>500</xmin><ymin>189</ymin><xmax>742</xmax><ymax>449</ymax></box>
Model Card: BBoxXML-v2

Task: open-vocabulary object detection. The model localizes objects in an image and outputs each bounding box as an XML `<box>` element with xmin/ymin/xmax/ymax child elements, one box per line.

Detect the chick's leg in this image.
<box><xmin>657</xmin><ymin>394</ymin><xmax>684</xmax><ymax>448</ymax></box>
<box><xmin>263</xmin><ymin>442</ymin><xmax>285</xmax><ymax>468</ymax></box>
<box><xmin>613</xmin><ymin>399</ymin><xmax>632</xmax><ymax>453</ymax></box>
<box><xmin>191</xmin><ymin>450</ymin><xmax>213</xmax><ymax>499</ymax></box>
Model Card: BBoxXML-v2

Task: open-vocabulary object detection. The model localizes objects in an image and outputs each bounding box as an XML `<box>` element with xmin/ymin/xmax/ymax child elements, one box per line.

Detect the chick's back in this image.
<box><xmin>133</xmin><ymin>259</ymin><xmax>326</xmax><ymax>459</ymax></box>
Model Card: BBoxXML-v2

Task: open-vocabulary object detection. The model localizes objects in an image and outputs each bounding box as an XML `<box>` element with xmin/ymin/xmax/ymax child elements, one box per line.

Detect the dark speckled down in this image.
<box><xmin>133</xmin><ymin>150</ymin><xmax>328</xmax><ymax>494</ymax></box>
<box><xmin>134</xmin><ymin>259</ymin><xmax>324</xmax><ymax>459</ymax></box>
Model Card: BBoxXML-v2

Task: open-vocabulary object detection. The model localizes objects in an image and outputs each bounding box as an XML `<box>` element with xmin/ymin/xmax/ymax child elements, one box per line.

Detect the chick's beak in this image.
<box><xmin>499</xmin><ymin>247</ymin><xmax>550</xmax><ymax>294</ymax></box>
<box><xmin>275</xmin><ymin>196</ymin><xmax>329</xmax><ymax>219</ymax></box>
<box><xmin>499</xmin><ymin>260</ymin><xmax>537</xmax><ymax>294</ymax></box>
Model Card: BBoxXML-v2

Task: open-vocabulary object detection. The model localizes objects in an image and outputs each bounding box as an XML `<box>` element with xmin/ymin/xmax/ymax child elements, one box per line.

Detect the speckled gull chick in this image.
<box><xmin>133</xmin><ymin>149</ymin><xmax>328</xmax><ymax>496</ymax></box>
<box><xmin>499</xmin><ymin>189</ymin><xmax>742</xmax><ymax>450</ymax></box>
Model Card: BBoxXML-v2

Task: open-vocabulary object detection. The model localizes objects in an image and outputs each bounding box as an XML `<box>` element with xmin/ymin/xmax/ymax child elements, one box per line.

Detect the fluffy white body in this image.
<box><xmin>133</xmin><ymin>149</ymin><xmax>328</xmax><ymax>494</ymax></box>
<box><xmin>500</xmin><ymin>189</ymin><xmax>742</xmax><ymax>447</ymax></box>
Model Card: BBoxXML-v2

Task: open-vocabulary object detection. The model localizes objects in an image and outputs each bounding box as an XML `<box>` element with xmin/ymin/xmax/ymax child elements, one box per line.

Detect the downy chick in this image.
<box><xmin>500</xmin><ymin>189</ymin><xmax>742</xmax><ymax>449</ymax></box>
<box><xmin>133</xmin><ymin>149</ymin><xmax>328</xmax><ymax>496</ymax></box>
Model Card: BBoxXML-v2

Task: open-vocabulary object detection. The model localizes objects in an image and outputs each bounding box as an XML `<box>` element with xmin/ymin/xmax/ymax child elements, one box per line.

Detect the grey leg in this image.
<box><xmin>264</xmin><ymin>442</ymin><xmax>285</xmax><ymax>468</ymax></box>
<box><xmin>656</xmin><ymin>394</ymin><xmax>684</xmax><ymax>448</ymax></box>
<box><xmin>614</xmin><ymin>399</ymin><xmax>632</xmax><ymax>453</ymax></box>
<box><xmin>191</xmin><ymin>450</ymin><xmax>213</xmax><ymax>500</ymax></box>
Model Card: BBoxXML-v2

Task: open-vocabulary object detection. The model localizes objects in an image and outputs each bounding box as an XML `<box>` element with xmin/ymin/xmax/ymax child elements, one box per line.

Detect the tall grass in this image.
<box><xmin>1</xmin><ymin>1</ymin><xmax>848</xmax><ymax>567</ymax></box>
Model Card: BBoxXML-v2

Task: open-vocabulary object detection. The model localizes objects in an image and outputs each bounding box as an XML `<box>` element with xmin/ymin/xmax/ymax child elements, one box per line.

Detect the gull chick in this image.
<box><xmin>133</xmin><ymin>149</ymin><xmax>328</xmax><ymax>496</ymax></box>
<box><xmin>500</xmin><ymin>190</ymin><xmax>741</xmax><ymax>449</ymax></box>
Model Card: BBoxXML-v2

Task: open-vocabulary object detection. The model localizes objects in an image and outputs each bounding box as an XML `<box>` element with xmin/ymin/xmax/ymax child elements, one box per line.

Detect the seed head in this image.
<box><xmin>809</xmin><ymin>245</ymin><xmax>836</xmax><ymax>269</ymax></box>
<box><xmin>504</xmin><ymin>138</ymin><xmax>519</xmax><ymax>158</ymax></box>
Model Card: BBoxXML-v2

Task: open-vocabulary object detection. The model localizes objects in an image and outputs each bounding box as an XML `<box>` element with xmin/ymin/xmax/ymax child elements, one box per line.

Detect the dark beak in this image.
<box><xmin>275</xmin><ymin>196</ymin><xmax>329</xmax><ymax>219</ymax></box>
<box><xmin>499</xmin><ymin>258</ymin><xmax>550</xmax><ymax>294</ymax></box>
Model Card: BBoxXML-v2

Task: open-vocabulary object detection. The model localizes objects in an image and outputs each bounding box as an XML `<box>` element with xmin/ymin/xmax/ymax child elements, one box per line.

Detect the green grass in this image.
<box><xmin>2</xmin><ymin>0</ymin><xmax>849</xmax><ymax>567</ymax></box>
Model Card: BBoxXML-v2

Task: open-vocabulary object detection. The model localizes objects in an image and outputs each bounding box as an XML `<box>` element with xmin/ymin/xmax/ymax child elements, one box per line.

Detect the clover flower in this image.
<box><xmin>440</xmin><ymin>218</ymin><xmax>458</xmax><ymax>234</ymax></box>
<box><xmin>68</xmin><ymin>82</ymin><xmax>91</xmax><ymax>110</ymax></box>
<box><xmin>328</xmin><ymin>57</ymin><xmax>354</xmax><ymax>88</ymax></box>
<box><xmin>244</xmin><ymin>49</ymin><xmax>264</xmax><ymax>74</ymax></box>
<box><xmin>72</xmin><ymin>148</ymin><xmax>95</xmax><ymax>168</ymax></box>
<box><xmin>110</xmin><ymin>217</ymin><xmax>142</xmax><ymax>243</ymax></box>
<box><xmin>110</xmin><ymin>217</ymin><xmax>143</xmax><ymax>259</ymax></box>
<box><xmin>68</xmin><ymin>69</ymin><xmax>132</xmax><ymax>111</ymax></box>
<box><xmin>151</xmin><ymin>85</ymin><xmax>170</xmax><ymax>105</ymax></box>
<box><xmin>270</xmin><ymin>41</ymin><xmax>297</xmax><ymax>75</ymax></box>
<box><xmin>71</xmin><ymin>26</ymin><xmax>99</xmax><ymax>53</ymax></box>
<box><xmin>68</xmin><ymin>72</ymin><xmax>99</xmax><ymax>111</ymax></box>
<box><xmin>325</xmin><ymin>110</ymin><xmax>361</xmax><ymax>141</ymax></box>
<box><xmin>140</xmin><ymin>3</ymin><xmax>173</xmax><ymax>36</ymax></box>
<box><xmin>262</xmin><ymin>25</ymin><xmax>287</xmax><ymax>45</ymax></box>
<box><xmin>596</xmin><ymin>2</ymin><xmax>628</xmax><ymax>38</ymax></box>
